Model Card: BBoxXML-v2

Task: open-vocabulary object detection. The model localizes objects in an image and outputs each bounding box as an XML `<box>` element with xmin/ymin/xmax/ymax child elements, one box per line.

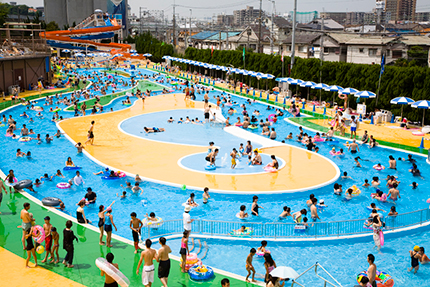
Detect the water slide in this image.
<box><xmin>40</xmin><ymin>19</ymin><xmax>141</xmax><ymax>59</ymax></box>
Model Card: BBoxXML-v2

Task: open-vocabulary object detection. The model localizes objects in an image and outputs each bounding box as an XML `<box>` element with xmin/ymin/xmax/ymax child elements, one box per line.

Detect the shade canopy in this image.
<box><xmin>355</xmin><ymin>91</ymin><xmax>376</xmax><ymax>98</ymax></box>
<box><xmin>270</xmin><ymin>266</ymin><xmax>300</xmax><ymax>280</ymax></box>
<box><xmin>390</xmin><ymin>97</ymin><xmax>415</xmax><ymax>105</ymax></box>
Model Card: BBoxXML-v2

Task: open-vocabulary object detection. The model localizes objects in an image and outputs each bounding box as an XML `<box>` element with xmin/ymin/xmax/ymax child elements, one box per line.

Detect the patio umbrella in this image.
<box><xmin>270</xmin><ymin>266</ymin><xmax>300</xmax><ymax>280</ymax></box>
<box><xmin>340</xmin><ymin>87</ymin><xmax>358</xmax><ymax>95</ymax></box>
<box><xmin>130</xmin><ymin>49</ymin><xmax>137</xmax><ymax>53</ymax></box>
<box><xmin>312</xmin><ymin>83</ymin><xmax>328</xmax><ymax>102</ymax></box>
<box><xmin>300</xmin><ymin>81</ymin><xmax>316</xmax><ymax>100</ymax></box>
<box><xmin>62</xmin><ymin>49</ymin><xmax>70</xmax><ymax>53</ymax></box>
<box><xmin>289</xmin><ymin>79</ymin><xmax>303</xmax><ymax>97</ymax></box>
<box><xmin>324</xmin><ymin>85</ymin><xmax>343</xmax><ymax>105</ymax></box>
<box><xmin>260</xmin><ymin>74</ymin><xmax>274</xmax><ymax>90</ymax></box>
<box><xmin>390</xmin><ymin>97</ymin><xmax>415</xmax><ymax>120</ymax></box>
<box><xmin>355</xmin><ymin>91</ymin><xmax>376</xmax><ymax>98</ymax></box>
<box><xmin>411</xmin><ymin>100</ymin><xmax>430</xmax><ymax>127</ymax></box>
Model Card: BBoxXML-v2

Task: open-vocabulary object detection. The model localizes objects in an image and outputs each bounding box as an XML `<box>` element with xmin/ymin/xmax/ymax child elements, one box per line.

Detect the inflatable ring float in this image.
<box><xmin>19</xmin><ymin>136</ymin><xmax>31</xmax><ymax>142</ymax></box>
<box><xmin>63</xmin><ymin>166</ymin><xmax>82</xmax><ymax>171</ymax></box>
<box><xmin>57</xmin><ymin>182</ymin><xmax>71</xmax><ymax>189</ymax></box>
<box><xmin>41</xmin><ymin>197</ymin><xmax>61</xmax><ymax>207</ymax></box>
<box><xmin>142</xmin><ymin>217</ymin><xmax>163</xmax><ymax>228</ymax></box>
<box><xmin>13</xmin><ymin>179</ymin><xmax>33</xmax><ymax>190</ymax></box>
<box><xmin>373</xmin><ymin>164</ymin><xmax>385</xmax><ymax>171</ymax></box>
<box><xmin>230</xmin><ymin>227</ymin><xmax>253</xmax><ymax>237</ymax></box>
<box><xmin>357</xmin><ymin>270</ymin><xmax>393</xmax><ymax>287</ymax></box>
<box><xmin>180</xmin><ymin>253</ymin><xmax>202</xmax><ymax>271</ymax></box>
<box><xmin>205</xmin><ymin>164</ymin><xmax>216</xmax><ymax>171</ymax></box>
<box><xmin>348</xmin><ymin>185</ymin><xmax>361</xmax><ymax>196</ymax></box>
<box><xmin>32</xmin><ymin>225</ymin><xmax>46</xmax><ymax>244</ymax></box>
<box><xmin>188</xmin><ymin>265</ymin><xmax>215</xmax><ymax>281</ymax></box>
<box><xmin>96</xmin><ymin>257</ymin><xmax>130</xmax><ymax>287</ymax></box>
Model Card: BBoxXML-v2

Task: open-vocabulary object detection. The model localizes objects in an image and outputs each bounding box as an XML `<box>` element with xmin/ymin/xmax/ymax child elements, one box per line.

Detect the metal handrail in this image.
<box><xmin>147</xmin><ymin>208</ymin><xmax>430</xmax><ymax>240</ymax></box>
<box><xmin>291</xmin><ymin>262</ymin><xmax>343</xmax><ymax>287</ymax></box>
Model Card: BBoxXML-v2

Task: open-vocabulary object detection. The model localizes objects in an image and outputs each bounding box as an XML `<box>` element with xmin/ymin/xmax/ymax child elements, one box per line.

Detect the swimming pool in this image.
<box><xmin>1</xmin><ymin>67</ymin><xmax>429</xmax><ymax>285</ymax></box>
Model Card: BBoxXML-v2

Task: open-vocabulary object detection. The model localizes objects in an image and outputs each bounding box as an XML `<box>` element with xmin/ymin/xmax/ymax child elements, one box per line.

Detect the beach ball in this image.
<box><xmin>181</xmin><ymin>185</ymin><xmax>186</xmax><ymax>191</ymax></box>
<box><xmin>36</xmin><ymin>245</ymin><xmax>45</xmax><ymax>254</ymax></box>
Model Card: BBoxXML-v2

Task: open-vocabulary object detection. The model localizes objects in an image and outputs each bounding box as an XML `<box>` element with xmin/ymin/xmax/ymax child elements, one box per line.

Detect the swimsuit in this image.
<box><xmin>98</xmin><ymin>217</ymin><xmax>104</xmax><ymax>228</ymax></box>
<box><xmin>45</xmin><ymin>234</ymin><xmax>52</xmax><ymax>251</ymax></box>
<box><xmin>179</xmin><ymin>241</ymin><xmax>187</xmax><ymax>255</ymax></box>
<box><xmin>22</xmin><ymin>221</ymin><xmax>31</xmax><ymax>231</ymax></box>
<box><xmin>104</xmin><ymin>215</ymin><xmax>112</xmax><ymax>232</ymax></box>
<box><xmin>158</xmin><ymin>259</ymin><xmax>171</xmax><ymax>278</ymax></box>
<box><xmin>251</xmin><ymin>205</ymin><xmax>259</xmax><ymax>216</ymax></box>
<box><xmin>411</xmin><ymin>252</ymin><xmax>419</xmax><ymax>268</ymax></box>
<box><xmin>142</xmin><ymin>265</ymin><xmax>155</xmax><ymax>285</ymax></box>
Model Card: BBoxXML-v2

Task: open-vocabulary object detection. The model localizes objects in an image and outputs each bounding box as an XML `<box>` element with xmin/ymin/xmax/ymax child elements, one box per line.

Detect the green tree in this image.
<box><xmin>0</xmin><ymin>3</ymin><xmax>9</xmax><ymax>27</ymax></box>
<box><xmin>45</xmin><ymin>21</ymin><xmax>60</xmax><ymax>31</ymax></box>
<box><xmin>407</xmin><ymin>46</ymin><xmax>428</xmax><ymax>67</ymax></box>
<box><xmin>32</xmin><ymin>11</ymin><xmax>40</xmax><ymax>24</ymax></box>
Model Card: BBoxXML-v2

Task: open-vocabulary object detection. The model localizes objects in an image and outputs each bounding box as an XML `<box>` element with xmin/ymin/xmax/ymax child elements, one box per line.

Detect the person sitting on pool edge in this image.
<box><xmin>251</xmin><ymin>150</ymin><xmax>262</xmax><ymax>165</ymax></box>
<box><xmin>144</xmin><ymin>127</ymin><xmax>165</xmax><ymax>133</ymax></box>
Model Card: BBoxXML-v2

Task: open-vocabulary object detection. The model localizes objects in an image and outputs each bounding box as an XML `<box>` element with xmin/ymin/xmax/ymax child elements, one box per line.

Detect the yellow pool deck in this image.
<box><xmin>309</xmin><ymin>118</ymin><xmax>429</xmax><ymax>149</ymax></box>
<box><xmin>0</xmin><ymin>247</ymin><xmax>84</xmax><ymax>287</ymax></box>
<box><xmin>58</xmin><ymin>94</ymin><xmax>339</xmax><ymax>193</ymax></box>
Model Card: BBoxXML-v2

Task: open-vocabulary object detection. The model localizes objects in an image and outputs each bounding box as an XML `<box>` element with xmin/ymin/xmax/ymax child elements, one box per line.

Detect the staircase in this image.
<box><xmin>74</xmin><ymin>13</ymin><xmax>107</xmax><ymax>30</ymax></box>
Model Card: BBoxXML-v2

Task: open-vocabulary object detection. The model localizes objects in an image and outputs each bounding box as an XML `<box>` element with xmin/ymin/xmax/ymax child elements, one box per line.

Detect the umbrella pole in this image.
<box><xmin>423</xmin><ymin>110</ymin><xmax>425</xmax><ymax>127</ymax></box>
<box><xmin>401</xmin><ymin>105</ymin><xmax>403</xmax><ymax>121</ymax></box>
<box><xmin>307</xmin><ymin>87</ymin><xmax>309</xmax><ymax>101</ymax></box>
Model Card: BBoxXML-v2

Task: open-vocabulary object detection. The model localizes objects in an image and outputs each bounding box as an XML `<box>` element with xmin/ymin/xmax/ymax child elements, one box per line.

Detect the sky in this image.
<box><xmin>10</xmin><ymin>0</ymin><xmax>430</xmax><ymax>19</ymax></box>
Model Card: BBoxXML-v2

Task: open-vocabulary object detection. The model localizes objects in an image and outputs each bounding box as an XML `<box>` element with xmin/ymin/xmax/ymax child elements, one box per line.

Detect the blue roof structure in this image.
<box><xmin>190</xmin><ymin>31</ymin><xmax>218</xmax><ymax>40</ymax></box>
<box><xmin>206</xmin><ymin>31</ymin><xmax>241</xmax><ymax>41</ymax></box>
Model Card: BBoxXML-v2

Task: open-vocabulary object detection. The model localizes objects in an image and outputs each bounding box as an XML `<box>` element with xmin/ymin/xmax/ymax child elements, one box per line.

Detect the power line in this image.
<box><xmin>175</xmin><ymin>0</ymin><xmax>259</xmax><ymax>10</ymax></box>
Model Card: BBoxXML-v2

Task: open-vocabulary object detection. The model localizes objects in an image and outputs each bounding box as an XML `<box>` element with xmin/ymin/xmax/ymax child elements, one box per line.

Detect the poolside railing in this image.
<box><xmin>146</xmin><ymin>208</ymin><xmax>430</xmax><ymax>240</ymax></box>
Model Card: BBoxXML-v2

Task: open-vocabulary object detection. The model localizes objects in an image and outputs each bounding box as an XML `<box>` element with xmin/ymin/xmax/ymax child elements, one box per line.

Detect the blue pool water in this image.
<box><xmin>1</xmin><ymin>67</ymin><xmax>429</xmax><ymax>285</ymax></box>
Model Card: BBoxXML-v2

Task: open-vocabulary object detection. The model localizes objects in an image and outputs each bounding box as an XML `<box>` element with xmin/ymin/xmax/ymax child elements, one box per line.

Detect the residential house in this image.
<box><xmin>280</xmin><ymin>32</ymin><xmax>322</xmax><ymax>59</ymax></box>
<box><xmin>386</xmin><ymin>35</ymin><xmax>430</xmax><ymax>63</ymax></box>
<box><xmin>227</xmin><ymin>25</ymin><xmax>271</xmax><ymax>53</ymax></box>
<box><xmin>310</xmin><ymin>33</ymin><xmax>358</xmax><ymax>62</ymax></box>
<box><xmin>264</xmin><ymin>16</ymin><xmax>292</xmax><ymax>42</ymax></box>
<box><xmin>344</xmin><ymin>37</ymin><xmax>396</xmax><ymax>64</ymax></box>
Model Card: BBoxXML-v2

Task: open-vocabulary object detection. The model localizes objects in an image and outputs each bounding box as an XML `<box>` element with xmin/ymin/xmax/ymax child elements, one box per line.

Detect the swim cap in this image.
<box><xmin>414</xmin><ymin>246</ymin><xmax>420</xmax><ymax>252</ymax></box>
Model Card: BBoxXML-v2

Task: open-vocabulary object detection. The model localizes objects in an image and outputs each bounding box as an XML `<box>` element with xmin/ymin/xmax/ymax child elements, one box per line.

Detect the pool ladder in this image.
<box><xmin>290</xmin><ymin>262</ymin><xmax>343</xmax><ymax>287</ymax></box>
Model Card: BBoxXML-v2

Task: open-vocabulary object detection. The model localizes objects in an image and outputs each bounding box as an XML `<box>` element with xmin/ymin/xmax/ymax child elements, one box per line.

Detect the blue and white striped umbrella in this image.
<box><xmin>289</xmin><ymin>79</ymin><xmax>303</xmax><ymax>85</ymax></box>
<box><xmin>312</xmin><ymin>83</ymin><xmax>328</xmax><ymax>90</ymax></box>
<box><xmin>340</xmin><ymin>87</ymin><xmax>358</xmax><ymax>95</ymax></box>
<box><xmin>390</xmin><ymin>97</ymin><xmax>415</xmax><ymax>120</ymax></box>
<box><xmin>276</xmin><ymin>77</ymin><xmax>292</xmax><ymax>83</ymax></box>
<box><xmin>115</xmin><ymin>53</ymin><xmax>123</xmax><ymax>57</ymax></box>
<box><xmin>355</xmin><ymin>91</ymin><xmax>376</xmax><ymax>98</ymax></box>
<box><xmin>143</xmin><ymin>53</ymin><xmax>152</xmax><ymax>57</ymax></box>
<box><xmin>131</xmin><ymin>53</ymin><xmax>139</xmax><ymax>56</ymax></box>
<box><xmin>324</xmin><ymin>85</ymin><xmax>343</xmax><ymax>92</ymax></box>
<box><xmin>252</xmin><ymin>72</ymin><xmax>264</xmax><ymax>78</ymax></box>
<box><xmin>300</xmin><ymin>81</ymin><xmax>315</xmax><ymax>87</ymax></box>
<box><xmin>412</xmin><ymin>100</ymin><xmax>430</xmax><ymax>126</ymax></box>
<box><xmin>130</xmin><ymin>49</ymin><xmax>137</xmax><ymax>53</ymax></box>
<box><xmin>412</xmin><ymin>100</ymin><xmax>430</xmax><ymax>109</ymax></box>
<box><xmin>162</xmin><ymin>55</ymin><xmax>170</xmax><ymax>60</ymax></box>
<box><xmin>390</xmin><ymin>97</ymin><xmax>415</xmax><ymax>105</ymax></box>
<box><xmin>74</xmin><ymin>53</ymin><xmax>85</xmax><ymax>57</ymax></box>
<box><xmin>261</xmin><ymin>74</ymin><xmax>275</xmax><ymax>79</ymax></box>
<box><xmin>62</xmin><ymin>49</ymin><xmax>70</xmax><ymax>53</ymax></box>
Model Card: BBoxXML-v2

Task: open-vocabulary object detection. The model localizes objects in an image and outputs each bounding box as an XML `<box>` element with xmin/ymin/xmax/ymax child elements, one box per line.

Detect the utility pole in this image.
<box><xmin>270</xmin><ymin>0</ymin><xmax>274</xmax><ymax>54</ymax></box>
<box><xmin>258</xmin><ymin>0</ymin><xmax>262</xmax><ymax>53</ymax></box>
<box><xmin>226</xmin><ymin>27</ymin><xmax>229</xmax><ymax>50</ymax></box>
<box><xmin>319</xmin><ymin>14</ymin><xmax>324</xmax><ymax>102</ymax></box>
<box><xmin>173</xmin><ymin>0</ymin><xmax>176</xmax><ymax>47</ymax></box>
<box><xmin>290</xmin><ymin>0</ymin><xmax>297</xmax><ymax>71</ymax></box>
<box><xmin>189</xmin><ymin>9</ymin><xmax>192</xmax><ymax>48</ymax></box>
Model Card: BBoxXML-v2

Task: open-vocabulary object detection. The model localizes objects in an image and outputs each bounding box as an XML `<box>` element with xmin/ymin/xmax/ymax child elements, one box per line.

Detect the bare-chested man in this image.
<box><xmin>137</xmin><ymin>239</ymin><xmax>157</xmax><ymax>287</ymax></box>
<box><xmin>348</xmin><ymin>139</ymin><xmax>360</xmax><ymax>154</ymax></box>
<box><xmin>20</xmin><ymin>202</ymin><xmax>34</xmax><ymax>249</ymax></box>
<box><xmin>156</xmin><ymin>237</ymin><xmax>172</xmax><ymax>287</ymax></box>
<box><xmin>367</xmin><ymin>254</ymin><xmax>377</xmax><ymax>287</ymax></box>
<box><xmin>387</xmin><ymin>183</ymin><xmax>400</xmax><ymax>202</ymax></box>
<box><xmin>101</xmin><ymin>253</ymin><xmax>120</xmax><ymax>286</ymax></box>
<box><xmin>251</xmin><ymin>150</ymin><xmax>262</xmax><ymax>165</ymax></box>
